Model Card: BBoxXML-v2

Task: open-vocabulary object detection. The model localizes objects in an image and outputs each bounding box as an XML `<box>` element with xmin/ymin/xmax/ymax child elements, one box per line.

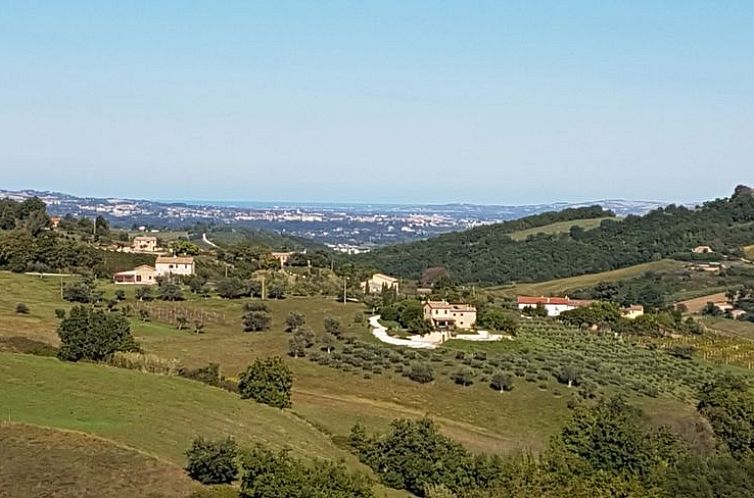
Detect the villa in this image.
<box><xmin>423</xmin><ymin>300</ymin><xmax>477</xmax><ymax>330</ymax></box>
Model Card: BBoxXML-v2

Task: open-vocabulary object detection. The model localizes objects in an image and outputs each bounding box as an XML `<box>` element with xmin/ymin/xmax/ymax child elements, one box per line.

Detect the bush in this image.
<box><xmin>57</xmin><ymin>306</ymin><xmax>140</xmax><ymax>362</ymax></box>
<box><xmin>490</xmin><ymin>371</ymin><xmax>515</xmax><ymax>392</ymax></box>
<box><xmin>110</xmin><ymin>351</ymin><xmax>180</xmax><ymax>375</ymax></box>
<box><xmin>324</xmin><ymin>316</ymin><xmax>343</xmax><ymax>338</ymax></box>
<box><xmin>185</xmin><ymin>436</ymin><xmax>238</xmax><ymax>485</ymax></box>
<box><xmin>238</xmin><ymin>357</ymin><xmax>293</xmax><ymax>408</ymax></box>
<box><xmin>450</xmin><ymin>367</ymin><xmax>475</xmax><ymax>386</ymax></box>
<box><xmin>179</xmin><ymin>363</ymin><xmax>222</xmax><ymax>386</ymax></box>
<box><xmin>15</xmin><ymin>302</ymin><xmax>29</xmax><ymax>314</ymax></box>
<box><xmin>242</xmin><ymin>310</ymin><xmax>271</xmax><ymax>332</ymax></box>
<box><xmin>407</xmin><ymin>362</ymin><xmax>434</xmax><ymax>384</ymax></box>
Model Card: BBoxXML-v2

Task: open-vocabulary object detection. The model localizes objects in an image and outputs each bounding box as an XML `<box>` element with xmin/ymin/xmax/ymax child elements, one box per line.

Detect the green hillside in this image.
<box><xmin>508</xmin><ymin>216</ymin><xmax>614</xmax><ymax>241</ymax></box>
<box><xmin>355</xmin><ymin>187</ymin><xmax>754</xmax><ymax>284</ymax></box>
<box><xmin>0</xmin><ymin>353</ymin><xmax>357</xmax><ymax>466</ymax></box>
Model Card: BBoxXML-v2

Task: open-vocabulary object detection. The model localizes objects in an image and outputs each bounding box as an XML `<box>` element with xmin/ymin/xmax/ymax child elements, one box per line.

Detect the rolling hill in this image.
<box><xmin>355</xmin><ymin>186</ymin><xmax>754</xmax><ymax>285</ymax></box>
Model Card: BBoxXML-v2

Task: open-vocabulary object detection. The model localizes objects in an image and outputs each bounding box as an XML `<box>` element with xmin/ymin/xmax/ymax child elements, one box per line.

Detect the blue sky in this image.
<box><xmin>1</xmin><ymin>1</ymin><xmax>752</xmax><ymax>204</ymax></box>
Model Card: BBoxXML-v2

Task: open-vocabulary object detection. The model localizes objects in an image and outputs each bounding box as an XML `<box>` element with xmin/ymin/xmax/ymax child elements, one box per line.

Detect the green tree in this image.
<box><xmin>284</xmin><ymin>312</ymin><xmax>305</xmax><ymax>332</ymax></box>
<box><xmin>450</xmin><ymin>366</ymin><xmax>475</xmax><ymax>386</ymax></box>
<box><xmin>698</xmin><ymin>375</ymin><xmax>754</xmax><ymax>456</ymax></box>
<box><xmin>217</xmin><ymin>277</ymin><xmax>246</xmax><ymax>299</ymax></box>
<box><xmin>57</xmin><ymin>306</ymin><xmax>140</xmax><ymax>362</ymax></box>
<box><xmin>135</xmin><ymin>286</ymin><xmax>153</xmax><ymax>301</ymax></box>
<box><xmin>158</xmin><ymin>281</ymin><xmax>184</xmax><ymax>301</ymax></box>
<box><xmin>238</xmin><ymin>357</ymin><xmax>293</xmax><ymax>409</ymax></box>
<box><xmin>15</xmin><ymin>302</ymin><xmax>29</xmax><ymax>314</ymax></box>
<box><xmin>407</xmin><ymin>362</ymin><xmax>434</xmax><ymax>384</ymax></box>
<box><xmin>324</xmin><ymin>316</ymin><xmax>343</xmax><ymax>338</ymax></box>
<box><xmin>490</xmin><ymin>371</ymin><xmax>515</xmax><ymax>392</ymax></box>
<box><xmin>185</xmin><ymin>436</ymin><xmax>238</xmax><ymax>485</ymax></box>
<box><xmin>243</xmin><ymin>310</ymin><xmax>271</xmax><ymax>332</ymax></box>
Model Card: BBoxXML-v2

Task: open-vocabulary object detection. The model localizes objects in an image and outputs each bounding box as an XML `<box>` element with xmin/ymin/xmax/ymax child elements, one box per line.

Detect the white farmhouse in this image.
<box><xmin>362</xmin><ymin>273</ymin><xmax>400</xmax><ymax>294</ymax></box>
<box><xmin>516</xmin><ymin>296</ymin><xmax>594</xmax><ymax>317</ymax></box>
<box><xmin>155</xmin><ymin>256</ymin><xmax>195</xmax><ymax>277</ymax></box>
<box><xmin>423</xmin><ymin>300</ymin><xmax>477</xmax><ymax>330</ymax></box>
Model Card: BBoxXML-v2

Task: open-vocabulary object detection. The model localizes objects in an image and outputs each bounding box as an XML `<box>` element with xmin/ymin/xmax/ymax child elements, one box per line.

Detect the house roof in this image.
<box><xmin>156</xmin><ymin>256</ymin><xmax>194</xmax><ymax>265</ymax></box>
<box><xmin>517</xmin><ymin>296</ymin><xmax>594</xmax><ymax>307</ymax></box>
<box><xmin>424</xmin><ymin>300</ymin><xmax>476</xmax><ymax>312</ymax></box>
<box><xmin>370</xmin><ymin>273</ymin><xmax>398</xmax><ymax>283</ymax></box>
<box><xmin>133</xmin><ymin>236</ymin><xmax>157</xmax><ymax>241</ymax></box>
<box><xmin>622</xmin><ymin>304</ymin><xmax>644</xmax><ymax>312</ymax></box>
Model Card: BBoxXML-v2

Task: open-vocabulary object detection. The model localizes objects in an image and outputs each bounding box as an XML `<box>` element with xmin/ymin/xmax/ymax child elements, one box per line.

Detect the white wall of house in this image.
<box><xmin>155</xmin><ymin>262</ymin><xmax>194</xmax><ymax>276</ymax></box>
<box><xmin>517</xmin><ymin>303</ymin><xmax>576</xmax><ymax>317</ymax></box>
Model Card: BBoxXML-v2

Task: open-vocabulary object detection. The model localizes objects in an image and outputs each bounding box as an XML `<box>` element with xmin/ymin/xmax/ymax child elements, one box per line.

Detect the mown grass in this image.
<box><xmin>0</xmin><ymin>353</ymin><xmax>358</xmax><ymax>467</ymax></box>
<box><xmin>0</xmin><ymin>422</ymin><xmax>199</xmax><ymax>498</ymax></box>
<box><xmin>508</xmin><ymin>217</ymin><xmax>614</xmax><ymax>241</ymax></box>
<box><xmin>487</xmin><ymin>259</ymin><xmax>685</xmax><ymax>297</ymax></box>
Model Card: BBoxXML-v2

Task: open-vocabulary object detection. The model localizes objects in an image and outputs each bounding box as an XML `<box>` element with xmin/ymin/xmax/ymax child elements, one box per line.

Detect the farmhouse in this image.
<box><xmin>692</xmin><ymin>245</ymin><xmax>713</xmax><ymax>254</ymax></box>
<box><xmin>362</xmin><ymin>273</ymin><xmax>400</xmax><ymax>294</ymax></box>
<box><xmin>132</xmin><ymin>236</ymin><xmax>158</xmax><ymax>252</ymax></box>
<box><xmin>113</xmin><ymin>265</ymin><xmax>157</xmax><ymax>285</ymax></box>
<box><xmin>423</xmin><ymin>300</ymin><xmax>477</xmax><ymax>330</ymax></box>
<box><xmin>517</xmin><ymin>296</ymin><xmax>594</xmax><ymax>317</ymax></box>
<box><xmin>155</xmin><ymin>255</ymin><xmax>195</xmax><ymax>277</ymax></box>
<box><xmin>621</xmin><ymin>304</ymin><xmax>645</xmax><ymax>320</ymax></box>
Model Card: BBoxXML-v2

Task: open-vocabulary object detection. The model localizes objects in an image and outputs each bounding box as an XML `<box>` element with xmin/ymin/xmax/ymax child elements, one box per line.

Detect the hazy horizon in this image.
<box><xmin>1</xmin><ymin>3</ymin><xmax>753</xmax><ymax>203</ymax></box>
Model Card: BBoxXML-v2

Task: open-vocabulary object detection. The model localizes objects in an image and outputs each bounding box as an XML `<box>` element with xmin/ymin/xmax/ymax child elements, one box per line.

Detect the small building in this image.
<box><xmin>423</xmin><ymin>300</ymin><xmax>477</xmax><ymax>330</ymax></box>
<box><xmin>271</xmin><ymin>251</ymin><xmax>295</xmax><ymax>268</ymax></box>
<box><xmin>362</xmin><ymin>273</ymin><xmax>400</xmax><ymax>294</ymax></box>
<box><xmin>155</xmin><ymin>255</ymin><xmax>195</xmax><ymax>277</ymax></box>
<box><xmin>132</xmin><ymin>236</ymin><xmax>158</xmax><ymax>252</ymax></box>
<box><xmin>113</xmin><ymin>265</ymin><xmax>157</xmax><ymax>285</ymax></box>
<box><xmin>621</xmin><ymin>304</ymin><xmax>645</xmax><ymax>320</ymax></box>
<box><xmin>692</xmin><ymin>245</ymin><xmax>713</xmax><ymax>254</ymax></box>
<box><xmin>516</xmin><ymin>296</ymin><xmax>595</xmax><ymax>317</ymax></box>
<box><xmin>49</xmin><ymin>216</ymin><xmax>62</xmax><ymax>229</ymax></box>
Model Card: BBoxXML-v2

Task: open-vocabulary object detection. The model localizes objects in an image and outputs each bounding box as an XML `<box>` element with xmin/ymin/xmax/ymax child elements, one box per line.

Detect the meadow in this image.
<box><xmin>507</xmin><ymin>216</ymin><xmax>614</xmax><ymax>241</ymax></box>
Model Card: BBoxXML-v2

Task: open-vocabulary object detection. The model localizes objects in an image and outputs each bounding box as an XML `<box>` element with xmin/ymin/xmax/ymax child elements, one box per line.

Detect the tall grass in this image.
<box><xmin>109</xmin><ymin>351</ymin><xmax>181</xmax><ymax>376</ymax></box>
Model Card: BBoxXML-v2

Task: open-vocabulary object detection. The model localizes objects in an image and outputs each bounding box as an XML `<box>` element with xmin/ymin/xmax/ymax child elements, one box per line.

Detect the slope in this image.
<box><xmin>0</xmin><ymin>353</ymin><xmax>359</xmax><ymax>467</ymax></box>
<box><xmin>355</xmin><ymin>187</ymin><xmax>754</xmax><ymax>284</ymax></box>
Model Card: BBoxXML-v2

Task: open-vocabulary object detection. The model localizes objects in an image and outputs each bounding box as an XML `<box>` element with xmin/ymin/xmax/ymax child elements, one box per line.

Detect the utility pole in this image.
<box><xmin>261</xmin><ymin>275</ymin><xmax>266</xmax><ymax>300</ymax></box>
<box><xmin>343</xmin><ymin>277</ymin><xmax>347</xmax><ymax>304</ymax></box>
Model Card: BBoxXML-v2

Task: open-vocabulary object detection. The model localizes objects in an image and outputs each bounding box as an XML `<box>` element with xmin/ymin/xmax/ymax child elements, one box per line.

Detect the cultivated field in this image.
<box><xmin>676</xmin><ymin>292</ymin><xmax>728</xmax><ymax>314</ymax></box>
<box><xmin>507</xmin><ymin>217</ymin><xmax>614</xmax><ymax>241</ymax></box>
<box><xmin>487</xmin><ymin>259</ymin><xmax>684</xmax><ymax>297</ymax></box>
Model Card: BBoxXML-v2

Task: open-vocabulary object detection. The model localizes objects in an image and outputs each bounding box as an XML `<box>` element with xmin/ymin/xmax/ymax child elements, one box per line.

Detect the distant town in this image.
<box><xmin>0</xmin><ymin>188</ymin><xmax>674</xmax><ymax>252</ymax></box>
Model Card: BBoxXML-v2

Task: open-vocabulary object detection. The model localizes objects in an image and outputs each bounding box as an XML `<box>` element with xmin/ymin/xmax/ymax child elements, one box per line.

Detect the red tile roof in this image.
<box><xmin>517</xmin><ymin>296</ymin><xmax>594</xmax><ymax>307</ymax></box>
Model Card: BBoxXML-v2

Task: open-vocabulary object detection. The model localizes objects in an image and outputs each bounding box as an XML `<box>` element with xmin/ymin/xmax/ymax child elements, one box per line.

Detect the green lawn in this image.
<box><xmin>508</xmin><ymin>217</ymin><xmax>614</xmax><ymax>241</ymax></box>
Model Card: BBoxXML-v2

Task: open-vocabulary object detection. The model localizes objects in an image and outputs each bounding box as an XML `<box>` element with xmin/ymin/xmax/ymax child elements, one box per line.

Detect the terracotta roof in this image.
<box><xmin>517</xmin><ymin>296</ymin><xmax>594</xmax><ymax>306</ymax></box>
<box><xmin>156</xmin><ymin>256</ymin><xmax>194</xmax><ymax>265</ymax></box>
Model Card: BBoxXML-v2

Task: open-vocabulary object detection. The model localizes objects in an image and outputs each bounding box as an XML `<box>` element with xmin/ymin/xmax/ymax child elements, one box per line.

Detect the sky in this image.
<box><xmin>0</xmin><ymin>1</ymin><xmax>752</xmax><ymax>205</ymax></box>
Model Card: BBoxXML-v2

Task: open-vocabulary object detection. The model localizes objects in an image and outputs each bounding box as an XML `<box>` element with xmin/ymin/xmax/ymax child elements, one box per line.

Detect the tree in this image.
<box><xmin>321</xmin><ymin>332</ymin><xmax>338</xmax><ymax>354</ymax></box>
<box><xmin>15</xmin><ymin>302</ymin><xmax>29</xmax><ymax>314</ymax></box>
<box><xmin>57</xmin><ymin>306</ymin><xmax>140</xmax><ymax>362</ymax></box>
<box><xmin>450</xmin><ymin>366</ymin><xmax>475</xmax><ymax>386</ymax></box>
<box><xmin>284</xmin><ymin>312</ymin><xmax>305</xmax><ymax>332</ymax></box>
<box><xmin>193</xmin><ymin>320</ymin><xmax>205</xmax><ymax>334</ymax></box>
<box><xmin>478</xmin><ymin>308</ymin><xmax>519</xmax><ymax>334</ymax></box>
<box><xmin>324</xmin><ymin>316</ymin><xmax>343</xmax><ymax>338</ymax></box>
<box><xmin>490</xmin><ymin>371</ymin><xmax>515</xmax><ymax>392</ymax></box>
<box><xmin>217</xmin><ymin>277</ymin><xmax>246</xmax><ymax>299</ymax></box>
<box><xmin>238</xmin><ymin>357</ymin><xmax>293</xmax><ymax>409</ymax></box>
<box><xmin>698</xmin><ymin>375</ymin><xmax>754</xmax><ymax>456</ymax></box>
<box><xmin>243</xmin><ymin>311</ymin><xmax>271</xmax><ymax>332</ymax></box>
<box><xmin>114</xmin><ymin>289</ymin><xmax>126</xmax><ymax>301</ymax></box>
<box><xmin>555</xmin><ymin>365</ymin><xmax>582</xmax><ymax>388</ymax></box>
<box><xmin>63</xmin><ymin>278</ymin><xmax>99</xmax><ymax>303</ymax></box>
<box><xmin>185</xmin><ymin>436</ymin><xmax>238</xmax><ymax>485</ymax></box>
<box><xmin>158</xmin><ymin>281</ymin><xmax>184</xmax><ymax>301</ymax></box>
<box><xmin>407</xmin><ymin>362</ymin><xmax>434</xmax><ymax>384</ymax></box>
<box><xmin>287</xmin><ymin>334</ymin><xmax>308</xmax><ymax>358</ymax></box>
<box><xmin>172</xmin><ymin>240</ymin><xmax>201</xmax><ymax>256</ymax></box>
<box><xmin>135</xmin><ymin>286</ymin><xmax>153</xmax><ymax>301</ymax></box>
<box><xmin>267</xmin><ymin>281</ymin><xmax>286</xmax><ymax>299</ymax></box>
<box><xmin>176</xmin><ymin>314</ymin><xmax>188</xmax><ymax>331</ymax></box>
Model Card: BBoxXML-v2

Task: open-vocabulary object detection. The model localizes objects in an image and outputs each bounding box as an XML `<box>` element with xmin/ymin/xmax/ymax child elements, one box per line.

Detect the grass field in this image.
<box><xmin>508</xmin><ymin>217</ymin><xmax>614</xmax><ymax>241</ymax></box>
<box><xmin>704</xmin><ymin>317</ymin><xmax>754</xmax><ymax>341</ymax></box>
<box><xmin>0</xmin><ymin>423</ymin><xmax>199</xmax><ymax>498</ymax></box>
<box><xmin>676</xmin><ymin>292</ymin><xmax>728</xmax><ymax>314</ymax></box>
<box><xmin>0</xmin><ymin>353</ymin><xmax>358</xmax><ymax>467</ymax></box>
<box><xmin>487</xmin><ymin>259</ymin><xmax>685</xmax><ymax>297</ymax></box>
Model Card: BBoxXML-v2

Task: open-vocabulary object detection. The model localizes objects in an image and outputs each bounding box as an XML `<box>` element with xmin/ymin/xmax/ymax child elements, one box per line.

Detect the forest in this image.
<box><xmin>354</xmin><ymin>187</ymin><xmax>754</xmax><ymax>284</ymax></box>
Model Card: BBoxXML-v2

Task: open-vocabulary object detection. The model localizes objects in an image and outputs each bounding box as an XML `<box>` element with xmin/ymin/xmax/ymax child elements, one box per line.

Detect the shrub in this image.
<box><xmin>450</xmin><ymin>367</ymin><xmax>475</xmax><ymax>386</ymax></box>
<box><xmin>324</xmin><ymin>316</ymin><xmax>343</xmax><ymax>338</ymax></box>
<box><xmin>179</xmin><ymin>363</ymin><xmax>222</xmax><ymax>386</ymax></box>
<box><xmin>110</xmin><ymin>351</ymin><xmax>180</xmax><ymax>375</ymax></box>
<box><xmin>490</xmin><ymin>371</ymin><xmax>515</xmax><ymax>392</ymax></box>
<box><xmin>15</xmin><ymin>302</ymin><xmax>29</xmax><ymax>314</ymax></box>
<box><xmin>238</xmin><ymin>357</ymin><xmax>293</xmax><ymax>408</ymax></box>
<box><xmin>242</xmin><ymin>310</ymin><xmax>271</xmax><ymax>332</ymax></box>
<box><xmin>407</xmin><ymin>362</ymin><xmax>434</xmax><ymax>384</ymax></box>
<box><xmin>185</xmin><ymin>436</ymin><xmax>238</xmax><ymax>485</ymax></box>
<box><xmin>284</xmin><ymin>311</ymin><xmax>306</xmax><ymax>332</ymax></box>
